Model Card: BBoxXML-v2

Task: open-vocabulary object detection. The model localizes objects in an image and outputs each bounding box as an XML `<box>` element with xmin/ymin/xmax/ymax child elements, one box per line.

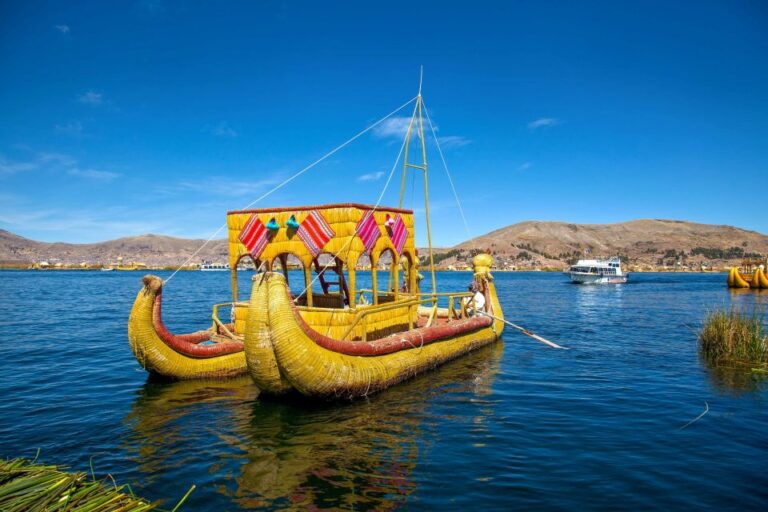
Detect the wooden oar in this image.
<box><xmin>478</xmin><ymin>312</ymin><xmax>568</xmax><ymax>350</ymax></box>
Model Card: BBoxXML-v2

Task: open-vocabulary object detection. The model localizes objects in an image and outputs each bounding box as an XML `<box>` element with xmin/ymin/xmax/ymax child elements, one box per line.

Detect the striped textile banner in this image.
<box><xmin>239</xmin><ymin>214</ymin><xmax>269</xmax><ymax>259</ymax></box>
<box><xmin>297</xmin><ymin>210</ymin><xmax>335</xmax><ymax>257</ymax></box>
<box><xmin>389</xmin><ymin>214</ymin><xmax>408</xmax><ymax>254</ymax></box>
<box><xmin>356</xmin><ymin>211</ymin><xmax>381</xmax><ymax>254</ymax></box>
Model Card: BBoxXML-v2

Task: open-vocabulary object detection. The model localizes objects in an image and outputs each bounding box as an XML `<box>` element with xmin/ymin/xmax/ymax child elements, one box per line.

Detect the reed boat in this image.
<box><xmin>233</xmin><ymin>91</ymin><xmax>504</xmax><ymax>399</ymax></box>
<box><xmin>727</xmin><ymin>266</ymin><xmax>768</xmax><ymax>289</ymax></box>
<box><xmin>128</xmin><ymin>274</ymin><xmax>247</xmax><ymax>379</ymax></box>
<box><xmin>127</xmin><ymin>80</ymin><xmax>508</xmax><ymax>390</ymax></box>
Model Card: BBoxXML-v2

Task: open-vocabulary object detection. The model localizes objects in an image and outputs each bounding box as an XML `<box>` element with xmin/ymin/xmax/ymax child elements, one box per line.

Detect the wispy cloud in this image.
<box><xmin>518</xmin><ymin>162</ymin><xmax>532</xmax><ymax>171</ymax></box>
<box><xmin>55</xmin><ymin>121</ymin><xmax>83</xmax><ymax>137</ymax></box>
<box><xmin>1</xmin><ymin>151</ymin><xmax>119</xmax><ymax>181</ymax></box>
<box><xmin>67</xmin><ymin>168</ymin><xmax>121</xmax><ymax>181</ymax></box>
<box><xmin>210</xmin><ymin>122</ymin><xmax>237</xmax><ymax>138</ymax></box>
<box><xmin>0</xmin><ymin>156</ymin><xmax>37</xmax><ymax>176</ymax></box>
<box><xmin>137</xmin><ymin>0</ymin><xmax>166</xmax><ymax>15</ymax></box>
<box><xmin>528</xmin><ymin>118</ymin><xmax>560</xmax><ymax>130</ymax></box>
<box><xmin>54</xmin><ymin>24</ymin><xmax>70</xmax><ymax>34</ymax></box>
<box><xmin>169</xmin><ymin>177</ymin><xmax>281</xmax><ymax>197</ymax></box>
<box><xmin>438</xmin><ymin>135</ymin><xmax>471</xmax><ymax>149</ymax></box>
<box><xmin>38</xmin><ymin>152</ymin><xmax>76</xmax><ymax>167</ymax></box>
<box><xmin>78</xmin><ymin>90</ymin><xmax>104</xmax><ymax>106</ymax></box>
<box><xmin>373</xmin><ymin>117</ymin><xmax>416</xmax><ymax>139</ymax></box>
<box><xmin>357</xmin><ymin>171</ymin><xmax>385</xmax><ymax>182</ymax></box>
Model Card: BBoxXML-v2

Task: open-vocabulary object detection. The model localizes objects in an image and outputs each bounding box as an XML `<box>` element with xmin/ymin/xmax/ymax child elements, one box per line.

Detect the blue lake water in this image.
<box><xmin>1</xmin><ymin>270</ymin><xmax>766</xmax><ymax>510</ymax></box>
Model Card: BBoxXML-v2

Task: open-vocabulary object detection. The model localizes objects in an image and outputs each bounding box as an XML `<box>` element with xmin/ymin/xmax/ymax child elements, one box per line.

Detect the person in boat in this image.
<box><xmin>463</xmin><ymin>281</ymin><xmax>485</xmax><ymax>316</ymax></box>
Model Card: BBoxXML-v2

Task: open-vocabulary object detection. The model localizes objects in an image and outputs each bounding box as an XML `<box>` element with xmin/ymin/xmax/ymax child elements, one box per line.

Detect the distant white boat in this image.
<box><xmin>568</xmin><ymin>257</ymin><xmax>628</xmax><ymax>284</ymax></box>
<box><xmin>101</xmin><ymin>267</ymin><xmax>115</xmax><ymax>272</ymax></box>
<box><xmin>199</xmin><ymin>263</ymin><xmax>230</xmax><ymax>271</ymax></box>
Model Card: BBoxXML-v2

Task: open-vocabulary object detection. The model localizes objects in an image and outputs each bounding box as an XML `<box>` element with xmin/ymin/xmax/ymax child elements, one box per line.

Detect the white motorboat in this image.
<box><xmin>568</xmin><ymin>257</ymin><xmax>628</xmax><ymax>284</ymax></box>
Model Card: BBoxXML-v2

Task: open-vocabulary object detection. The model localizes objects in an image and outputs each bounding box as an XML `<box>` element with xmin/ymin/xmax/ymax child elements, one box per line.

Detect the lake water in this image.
<box><xmin>1</xmin><ymin>270</ymin><xmax>766</xmax><ymax>510</ymax></box>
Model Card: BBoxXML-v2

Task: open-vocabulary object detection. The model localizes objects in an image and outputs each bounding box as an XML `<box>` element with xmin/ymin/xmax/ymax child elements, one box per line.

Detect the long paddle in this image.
<box><xmin>478</xmin><ymin>312</ymin><xmax>568</xmax><ymax>350</ymax></box>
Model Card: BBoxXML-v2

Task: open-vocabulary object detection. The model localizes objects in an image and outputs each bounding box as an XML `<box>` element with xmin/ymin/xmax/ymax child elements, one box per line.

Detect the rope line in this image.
<box><xmin>164</xmin><ymin>96</ymin><xmax>418</xmax><ymax>285</ymax></box>
<box><xmin>294</xmin><ymin>101</ymin><xmax>417</xmax><ymax>302</ymax></box>
<box><xmin>422</xmin><ymin>100</ymin><xmax>473</xmax><ymax>247</ymax></box>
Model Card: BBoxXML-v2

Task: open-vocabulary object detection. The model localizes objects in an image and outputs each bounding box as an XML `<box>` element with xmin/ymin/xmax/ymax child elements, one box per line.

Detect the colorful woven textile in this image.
<box><xmin>239</xmin><ymin>214</ymin><xmax>269</xmax><ymax>258</ymax></box>
<box><xmin>297</xmin><ymin>210</ymin><xmax>335</xmax><ymax>257</ymax></box>
<box><xmin>356</xmin><ymin>211</ymin><xmax>381</xmax><ymax>254</ymax></box>
<box><xmin>389</xmin><ymin>214</ymin><xmax>408</xmax><ymax>254</ymax></box>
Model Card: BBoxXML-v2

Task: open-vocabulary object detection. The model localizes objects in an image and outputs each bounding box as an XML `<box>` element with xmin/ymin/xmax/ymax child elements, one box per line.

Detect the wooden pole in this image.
<box><xmin>478</xmin><ymin>312</ymin><xmax>568</xmax><ymax>349</ymax></box>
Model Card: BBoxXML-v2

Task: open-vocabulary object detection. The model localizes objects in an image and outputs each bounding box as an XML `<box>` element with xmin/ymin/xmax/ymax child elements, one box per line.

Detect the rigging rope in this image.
<box><xmin>294</xmin><ymin>101</ymin><xmax>417</xmax><ymax>302</ymax></box>
<box><xmin>422</xmin><ymin>100</ymin><xmax>474</xmax><ymax>248</ymax></box>
<box><xmin>164</xmin><ymin>96</ymin><xmax>418</xmax><ymax>285</ymax></box>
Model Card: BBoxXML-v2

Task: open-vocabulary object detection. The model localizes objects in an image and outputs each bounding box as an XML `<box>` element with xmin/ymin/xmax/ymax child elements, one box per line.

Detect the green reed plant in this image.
<box><xmin>699</xmin><ymin>307</ymin><xmax>768</xmax><ymax>366</ymax></box>
<box><xmin>0</xmin><ymin>457</ymin><xmax>194</xmax><ymax>512</ymax></box>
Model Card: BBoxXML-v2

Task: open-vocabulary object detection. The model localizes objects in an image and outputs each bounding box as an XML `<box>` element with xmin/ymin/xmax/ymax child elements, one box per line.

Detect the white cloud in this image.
<box><xmin>54</xmin><ymin>24</ymin><xmax>70</xmax><ymax>34</ymax></box>
<box><xmin>55</xmin><ymin>121</ymin><xmax>83</xmax><ymax>137</ymax></box>
<box><xmin>518</xmin><ymin>162</ymin><xmax>532</xmax><ymax>171</ymax></box>
<box><xmin>78</xmin><ymin>90</ymin><xmax>103</xmax><ymax>106</ymax></box>
<box><xmin>38</xmin><ymin>152</ymin><xmax>76</xmax><ymax>167</ymax></box>
<box><xmin>373</xmin><ymin>117</ymin><xmax>417</xmax><ymax>139</ymax></box>
<box><xmin>211</xmin><ymin>122</ymin><xmax>237</xmax><ymax>138</ymax></box>
<box><xmin>67</xmin><ymin>168</ymin><xmax>121</xmax><ymax>181</ymax></box>
<box><xmin>528</xmin><ymin>118</ymin><xmax>560</xmax><ymax>130</ymax></box>
<box><xmin>0</xmin><ymin>156</ymin><xmax>37</xmax><ymax>175</ymax></box>
<box><xmin>357</xmin><ymin>171</ymin><xmax>385</xmax><ymax>182</ymax></box>
<box><xmin>171</xmin><ymin>177</ymin><xmax>280</xmax><ymax>197</ymax></box>
<box><xmin>438</xmin><ymin>135</ymin><xmax>471</xmax><ymax>149</ymax></box>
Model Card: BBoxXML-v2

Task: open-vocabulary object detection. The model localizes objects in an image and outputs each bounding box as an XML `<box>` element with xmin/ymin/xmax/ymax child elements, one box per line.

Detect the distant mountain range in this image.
<box><xmin>1</xmin><ymin>219</ymin><xmax>766</xmax><ymax>269</ymax></box>
<box><xmin>0</xmin><ymin>230</ymin><xmax>228</xmax><ymax>267</ymax></box>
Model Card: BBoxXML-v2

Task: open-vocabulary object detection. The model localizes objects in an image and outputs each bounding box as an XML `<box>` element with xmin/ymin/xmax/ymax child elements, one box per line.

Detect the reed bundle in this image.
<box><xmin>0</xmin><ymin>457</ymin><xmax>158</xmax><ymax>512</ymax></box>
<box><xmin>699</xmin><ymin>308</ymin><xmax>768</xmax><ymax>366</ymax></box>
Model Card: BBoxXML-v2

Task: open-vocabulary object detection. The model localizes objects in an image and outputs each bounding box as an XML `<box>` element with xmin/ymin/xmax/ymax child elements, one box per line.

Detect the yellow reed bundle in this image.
<box><xmin>243</xmin><ymin>272</ymin><xmax>294</xmax><ymax>394</ymax></box>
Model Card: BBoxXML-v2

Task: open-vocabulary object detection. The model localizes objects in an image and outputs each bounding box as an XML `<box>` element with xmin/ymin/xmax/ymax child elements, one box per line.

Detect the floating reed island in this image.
<box><xmin>699</xmin><ymin>308</ymin><xmax>767</xmax><ymax>370</ymax></box>
<box><xmin>0</xmin><ymin>457</ymin><xmax>191</xmax><ymax>511</ymax></box>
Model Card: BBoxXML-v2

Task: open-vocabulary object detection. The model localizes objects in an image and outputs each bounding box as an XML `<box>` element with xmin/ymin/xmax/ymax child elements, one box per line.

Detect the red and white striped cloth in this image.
<box><xmin>297</xmin><ymin>210</ymin><xmax>335</xmax><ymax>257</ymax></box>
<box><xmin>389</xmin><ymin>213</ymin><xmax>408</xmax><ymax>254</ymax></box>
<box><xmin>356</xmin><ymin>211</ymin><xmax>381</xmax><ymax>254</ymax></box>
<box><xmin>239</xmin><ymin>214</ymin><xmax>269</xmax><ymax>258</ymax></box>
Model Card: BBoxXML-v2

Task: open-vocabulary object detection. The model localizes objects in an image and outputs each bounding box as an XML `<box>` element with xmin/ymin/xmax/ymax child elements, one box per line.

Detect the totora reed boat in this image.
<box><xmin>128</xmin><ymin>82</ymin><xmax>504</xmax><ymax>395</ymax></box>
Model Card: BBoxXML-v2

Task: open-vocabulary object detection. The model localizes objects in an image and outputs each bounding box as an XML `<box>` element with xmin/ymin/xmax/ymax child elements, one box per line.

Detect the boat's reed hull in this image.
<box><xmin>245</xmin><ymin>270</ymin><xmax>504</xmax><ymax>399</ymax></box>
<box><xmin>128</xmin><ymin>276</ymin><xmax>247</xmax><ymax>379</ymax></box>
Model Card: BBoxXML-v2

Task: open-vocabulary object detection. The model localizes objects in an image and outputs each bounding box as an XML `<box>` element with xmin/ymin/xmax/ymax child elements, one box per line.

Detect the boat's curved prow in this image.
<box><xmin>243</xmin><ymin>273</ymin><xmax>294</xmax><ymax>394</ymax></box>
<box><xmin>128</xmin><ymin>275</ymin><xmax>247</xmax><ymax>379</ymax></box>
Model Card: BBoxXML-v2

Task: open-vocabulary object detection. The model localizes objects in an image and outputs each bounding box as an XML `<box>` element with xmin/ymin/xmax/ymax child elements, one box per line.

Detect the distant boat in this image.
<box><xmin>200</xmin><ymin>263</ymin><xmax>230</xmax><ymax>271</ymax></box>
<box><xmin>101</xmin><ymin>267</ymin><xmax>115</xmax><ymax>272</ymax></box>
<box><xmin>568</xmin><ymin>257</ymin><xmax>628</xmax><ymax>284</ymax></box>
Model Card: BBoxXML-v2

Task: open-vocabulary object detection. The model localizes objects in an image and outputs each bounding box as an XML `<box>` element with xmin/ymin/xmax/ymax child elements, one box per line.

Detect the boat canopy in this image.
<box><xmin>226</xmin><ymin>203</ymin><xmax>417</xmax><ymax>306</ymax></box>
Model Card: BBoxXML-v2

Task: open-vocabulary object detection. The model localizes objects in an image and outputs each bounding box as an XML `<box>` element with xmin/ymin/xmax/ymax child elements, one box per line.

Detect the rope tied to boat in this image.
<box><xmin>164</xmin><ymin>95</ymin><xmax>419</xmax><ymax>286</ymax></box>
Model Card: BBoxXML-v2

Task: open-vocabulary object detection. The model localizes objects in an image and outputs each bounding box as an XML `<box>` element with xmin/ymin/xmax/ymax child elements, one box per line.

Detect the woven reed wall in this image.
<box><xmin>233</xmin><ymin>302</ymin><xmax>249</xmax><ymax>334</ymax></box>
<box><xmin>297</xmin><ymin>302</ymin><xmax>416</xmax><ymax>340</ymax></box>
<box><xmin>227</xmin><ymin>205</ymin><xmax>416</xmax><ymax>303</ymax></box>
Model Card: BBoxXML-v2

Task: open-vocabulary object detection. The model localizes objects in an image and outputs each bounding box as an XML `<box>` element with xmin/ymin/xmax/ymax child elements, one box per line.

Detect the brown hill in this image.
<box><xmin>0</xmin><ymin>230</ymin><xmax>228</xmax><ymax>267</ymax></box>
<box><xmin>2</xmin><ymin>219</ymin><xmax>766</xmax><ymax>270</ymax></box>
<box><xmin>435</xmin><ymin>219</ymin><xmax>768</xmax><ymax>271</ymax></box>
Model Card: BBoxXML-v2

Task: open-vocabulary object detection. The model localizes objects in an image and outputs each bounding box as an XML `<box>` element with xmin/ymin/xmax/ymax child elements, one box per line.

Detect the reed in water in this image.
<box><xmin>0</xmin><ymin>456</ymin><xmax>193</xmax><ymax>511</ymax></box>
<box><xmin>699</xmin><ymin>307</ymin><xmax>767</xmax><ymax>366</ymax></box>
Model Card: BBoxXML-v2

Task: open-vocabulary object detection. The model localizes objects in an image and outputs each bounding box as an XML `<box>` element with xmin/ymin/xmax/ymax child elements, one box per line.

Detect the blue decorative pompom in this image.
<box><xmin>286</xmin><ymin>215</ymin><xmax>300</xmax><ymax>229</ymax></box>
<box><xmin>266</xmin><ymin>218</ymin><xmax>279</xmax><ymax>230</ymax></box>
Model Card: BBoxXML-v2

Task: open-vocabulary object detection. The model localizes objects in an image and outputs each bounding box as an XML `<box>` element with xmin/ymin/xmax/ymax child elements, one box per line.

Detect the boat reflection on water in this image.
<box><xmin>124</xmin><ymin>341</ymin><xmax>504</xmax><ymax>510</ymax></box>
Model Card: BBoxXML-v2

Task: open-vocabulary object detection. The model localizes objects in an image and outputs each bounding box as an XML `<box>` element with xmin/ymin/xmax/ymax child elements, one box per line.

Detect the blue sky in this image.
<box><xmin>1</xmin><ymin>1</ymin><xmax>767</xmax><ymax>246</ymax></box>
